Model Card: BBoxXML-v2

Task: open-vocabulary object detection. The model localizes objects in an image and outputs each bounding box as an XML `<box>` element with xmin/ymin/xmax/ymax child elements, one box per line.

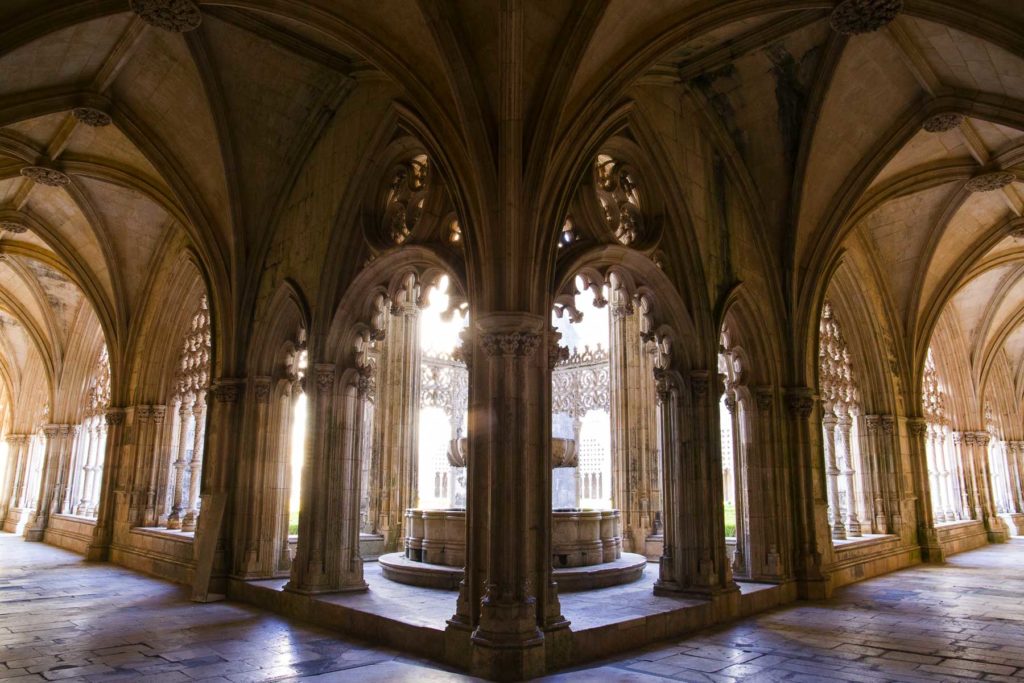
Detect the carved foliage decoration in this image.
<box><xmin>0</xmin><ymin>221</ymin><xmax>27</xmax><ymax>234</ymax></box>
<box><xmin>72</xmin><ymin>107</ymin><xmax>112</xmax><ymax>127</ymax></box>
<box><xmin>818</xmin><ymin>301</ymin><xmax>859</xmax><ymax>415</ymax></box>
<box><xmin>965</xmin><ymin>171</ymin><xmax>1016</xmax><ymax>193</ymax></box>
<box><xmin>594</xmin><ymin>154</ymin><xmax>643</xmax><ymax>245</ymax></box>
<box><xmin>382</xmin><ymin>154</ymin><xmax>429</xmax><ymax>244</ymax></box>
<box><xmin>130</xmin><ymin>0</ymin><xmax>202</xmax><ymax>32</ymax></box>
<box><xmin>922</xmin><ymin>113</ymin><xmax>963</xmax><ymax>133</ymax></box>
<box><xmin>20</xmin><ymin>166</ymin><xmax>70</xmax><ymax>187</ymax></box>
<box><xmin>175</xmin><ymin>296</ymin><xmax>211</xmax><ymax>401</ymax></box>
<box><xmin>829</xmin><ymin>0</ymin><xmax>902</xmax><ymax>35</ymax></box>
<box><xmin>922</xmin><ymin>348</ymin><xmax>947</xmax><ymax>425</ymax></box>
<box><xmin>86</xmin><ymin>347</ymin><xmax>111</xmax><ymax>417</ymax></box>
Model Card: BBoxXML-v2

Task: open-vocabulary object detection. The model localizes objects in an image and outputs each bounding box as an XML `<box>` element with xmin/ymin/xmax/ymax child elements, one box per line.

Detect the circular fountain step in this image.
<box><xmin>378</xmin><ymin>552</ymin><xmax>648</xmax><ymax>592</ymax></box>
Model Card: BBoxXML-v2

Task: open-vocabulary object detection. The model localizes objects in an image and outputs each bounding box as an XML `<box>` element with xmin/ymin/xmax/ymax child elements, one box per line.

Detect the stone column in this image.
<box><xmin>25</xmin><ymin>424</ymin><xmax>67</xmax><ymax>540</ymax></box>
<box><xmin>608</xmin><ymin>298</ymin><xmax>659</xmax><ymax>554</ymax></box>
<box><xmin>924</xmin><ymin>424</ymin><xmax>946</xmax><ymax>523</ymax></box>
<box><xmin>821</xmin><ymin>412</ymin><xmax>845</xmax><ymax>539</ymax></box>
<box><xmin>724</xmin><ymin>393</ymin><xmax>747</xmax><ymax>578</ymax></box>
<box><xmin>87</xmin><ymin>409</ymin><xmax>124</xmax><ymax>560</ymax></box>
<box><xmin>235</xmin><ymin>376</ymin><xmax>279</xmax><ymax>578</ymax></box>
<box><xmin>1009</xmin><ymin>442</ymin><xmax>1024</xmax><ymax>514</ymax></box>
<box><xmin>785</xmin><ymin>387</ymin><xmax>829</xmax><ymax>598</ymax></box>
<box><xmin>834</xmin><ymin>410</ymin><xmax>861</xmax><ymax>537</ymax></box>
<box><xmin>370</xmin><ymin>287</ymin><xmax>422</xmax><ymax>548</ymax></box>
<box><xmin>287</xmin><ymin>365</ymin><xmax>368</xmax><ymax>594</ymax></box>
<box><xmin>62</xmin><ymin>424</ymin><xmax>85</xmax><ymax>515</ymax></box>
<box><xmin>972</xmin><ymin>432</ymin><xmax>1007</xmax><ymax>541</ymax></box>
<box><xmin>182</xmin><ymin>394</ymin><xmax>207</xmax><ymax>532</ymax></box>
<box><xmin>863</xmin><ymin>416</ymin><xmax>889</xmax><ymax>533</ymax></box>
<box><xmin>654</xmin><ymin>370</ymin><xmax>736</xmax><ymax>596</ymax></box>
<box><xmin>76</xmin><ymin>422</ymin><xmax>97</xmax><ymax>516</ymax></box>
<box><xmin>950</xmin><ymin>431</ymin><xmax>973</xmax><ymax>519</ymax></box>
<box><xmin>458</xmin><ymin>314</ymin><xmax>561</xmax><ymax>681</ymax></box>
<box><xmin>1</xmin><ymin>434</ymin><xmax>28</xmax><ymax>523</ymax></box>
<box><xmin>906</xmin><ymin>418</ymin><xmax>943</xmax><ymax>561</ymax></box>
<box><xmin>751</xmin><ymin>387</ymin><xmax>785</xmax><ymax>581</ymax></box>
<box><xmin>939</xmin><ymin>426</ymin><xmax>960</xmax><ymax>520</ymax></box>
<box><xmin>143</xmin><ymin>406</ymin><xmax>168</xmax><ymax>525</ymax></box>
<box><xmin>89</xmin><ymin>421</ymin><xmax>107</xmax><ymax>517</ymax></box>
<box><xmin>167</xmin><ymin>397</ymin><xmax>193</xmax><ymax>529</ymax></box>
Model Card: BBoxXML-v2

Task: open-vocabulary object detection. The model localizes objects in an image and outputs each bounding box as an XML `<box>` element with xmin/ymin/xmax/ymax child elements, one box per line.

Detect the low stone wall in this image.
<box><xmin>43</xmin><ymin>514</ymin><xmax>96</xmax><ymax>554</ymax></box>
<box><xmin>2</xmin><ymin>507</ymin><xmax>33</xmax><ymax>535</ymax></box>
<box><xmin>828</xmin><ymin>535</ymin><xmax>919</xmax><ymax>589</ymax></box>
<box><xmin>110</xmin><ymin>528</ymin><xmax>196</xmax><ymax>585</ymax></box>
<box><xmin>936</xmin><ymin>520</ymin><xmax>990</xmax><ymax>557</ymax></box>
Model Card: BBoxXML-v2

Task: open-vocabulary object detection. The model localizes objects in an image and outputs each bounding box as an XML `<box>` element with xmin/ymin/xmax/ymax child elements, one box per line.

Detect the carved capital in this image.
<box><xmin>104</xmin><ymin>408</ymin><xmax>125</xmax><ymax>426</ymax></box>
<box><xmin>653</xmin><ymin>367</ymin><xmax>672</xmax><ymax>405</ymax></box>
<box><xmin>784</xmin><ymin>388</ymin><xmax>814</xmax><ymax>419</ymax></box>
<box><xmin>753</xmin><ymin>386</ymin><xmax>773</xmax><ymax>412</ymax></box>
<box><xmin>689</xmin><ymin>370</ymin><xmax>709</xmax><ymax>399</ymax></box>
<box><xmin>864</xmin><ymin>414</ymin><xmax>880</xmax><ymax>434</ymax></box>
<box><xmin>212</xmin><ymin>379</ymin><xmax>243</xmax><ymax>403</ymax></box>
<box><xmin>42</xmin><ymin>424</ymin><xmax>60</xmax><ymax>438</ymax></box>
<box><xmin>356</xmin><ymin>364</ymin><xmax>374</xmax><ymax>399</ymax></box>
<box><xmin>136</xmin><ymin>405</ymin><xmax>154</xmax><ymax>421</ymax></box>
<box><xmin>253</xmin><ymin>377</ymin><xmax>272</xmax><ymax>404</ymax></box>
<box><xmin>952</xmin><ymin>430</ymin><xmax>963</xmax><ymax>446</ymax></box>
<box><xmin>151</xmin><ymin>405</ymin><xmax>167</xmax><ymax>423</ymax></box>
<box><xmin>314</xmin><ymin>364</ymin><xmax>335</xmax><ymax>395</ymax></box>
<box><xmin>547</xmin><ymin>327</ymin><xmax>569</xmax><ymax>370</ymax></box>
<box><xmin>481</xmin><ymin>331</ymin><xmax>541</xmax><ymax>357</ymax></box>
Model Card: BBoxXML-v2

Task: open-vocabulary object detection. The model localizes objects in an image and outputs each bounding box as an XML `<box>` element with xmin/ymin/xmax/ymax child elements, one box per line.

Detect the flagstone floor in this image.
<box><xmin>2</xmin><ymin>532</ymin><xmax>1023</xmax><ymax>682</ymax></box>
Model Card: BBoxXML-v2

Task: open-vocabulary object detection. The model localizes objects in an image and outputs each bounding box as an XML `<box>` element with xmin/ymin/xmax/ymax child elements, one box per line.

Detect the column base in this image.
<box><xmin>470</xmin><ymin>630</ymin><xmax>545</xmax><ymax>682</ymax></box>
<box><xmin>24</xmin><ymin>527</ymin><xmax>44</xmax><ymax>542</ymax></box>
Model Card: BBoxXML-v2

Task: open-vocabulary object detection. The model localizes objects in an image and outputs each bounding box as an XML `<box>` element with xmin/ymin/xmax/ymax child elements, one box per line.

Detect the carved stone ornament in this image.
<box><xmin>0</xmin><ymin>220</ymin><xmax>27</xmax><ymax>234</ymax></box>
<box><xmin>594</xmin><ymin>154</ymin><xmax>644</xmax><ymax>245</ymax></box>
<box><xmin>130</xmin><ymin>0</ymin><xmax>202</xmax><ymax>32</ymax></box>
<box><xmin>965</xmin><ymin>171</ymin><xmax>1016</xmax><ymax>193</ymax></box>
<box><xmin>829</xmin><ymin>0</ymin><xmax>903</xmax><ymax>35</ymax></box>
<box><xmin>72</xmin><ymin>107</ymin><xmax>112</xmax><ymax>127</ymax></box>
<box><xmin>20</xmin><ymin>166</ymin><xmax>70</xmax><ymax>187</ymax></box>
<box><xmin>382</xmin><ymin>155</ymin><xmax>429</xmax><ymax>244</ymax></box>
<box><xmin>785</xmin><ymin>390</ymin><xmax>814</xmax><ymax>419</ymax></box>
<box><xmin>480</xmin><ymin>331</ymin><xmax>541</xmax><ymax>357</ymax></box>
<box><xmin>922</xmin><ymin>113</ymin><xmax>964</xmax><ymax>133</ymax></box>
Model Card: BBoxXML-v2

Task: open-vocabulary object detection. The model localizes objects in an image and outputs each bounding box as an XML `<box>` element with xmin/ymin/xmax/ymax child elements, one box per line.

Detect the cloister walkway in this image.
<box><xmin>1</xmin><ymin>532</ymin><xmax>1023</xmax><ymax>682</ymax></box>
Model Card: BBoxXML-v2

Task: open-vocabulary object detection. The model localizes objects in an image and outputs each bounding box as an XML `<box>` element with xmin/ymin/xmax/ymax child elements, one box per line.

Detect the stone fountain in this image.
<box><xmin>378</xmin><ymin>437</ymin><xmax>647</xmax><ymax>591</ymax></box>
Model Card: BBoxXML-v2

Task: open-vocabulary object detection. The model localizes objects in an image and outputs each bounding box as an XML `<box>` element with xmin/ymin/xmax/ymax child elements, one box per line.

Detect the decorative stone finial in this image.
<box><xmin>965</xmin><ymin>171</ymin><xmax>1016</xmax><ymax>193</ymax></box>
<box><xmin>72</xmin><ymin>107</ymin><xmax>112</xmax><ymax>127</ymax></box>
<box><xmin>0</xmin><ymin>221</ymin><xmax>27</xmax><ymax>234</ymax></box>
<box><xmin>922</xmin><ymin>113</ymin><xmax>964</xmax><ymax>133</ymax></box>
<box><xmin>20</xmin><ymin>166</ymin><xmax>70</xmax><ymax>187</ymax></box>
<box><xmin>829</xmin><ymin>0</ymin><xmax>903</xmax><ymax>35</ymax></box>
<box><xmin>130</xmin><ymin>0</ymin><xmax>202</xmax><ymax>32</ymax></box>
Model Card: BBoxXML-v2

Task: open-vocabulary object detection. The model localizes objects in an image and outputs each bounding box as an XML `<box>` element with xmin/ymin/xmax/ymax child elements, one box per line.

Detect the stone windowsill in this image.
<box><xmin>51</xmin><ymin>513</ymin><xmax>97</xmax><ymax>525</ymax></box>
<box><xmin>132</xmin><ymin>526</ymin><xmax>195</xmax><ymax>543</ymax></box>
<box><xmin>832</xmin><ymin>533</ymin><xmax>897</xmax><ymax>550</ymax></box>
<box><xmin>934</xmin><ymin>519</ymin><xmax>980</xmax><ymax>529</ymax></box>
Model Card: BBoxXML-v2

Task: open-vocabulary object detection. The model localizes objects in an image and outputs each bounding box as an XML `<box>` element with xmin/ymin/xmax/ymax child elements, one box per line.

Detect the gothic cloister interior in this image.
<box><xmin>2</xmin><ymin>1</ymin><xmax>1024</xmax><ymax>680</ymax></box>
